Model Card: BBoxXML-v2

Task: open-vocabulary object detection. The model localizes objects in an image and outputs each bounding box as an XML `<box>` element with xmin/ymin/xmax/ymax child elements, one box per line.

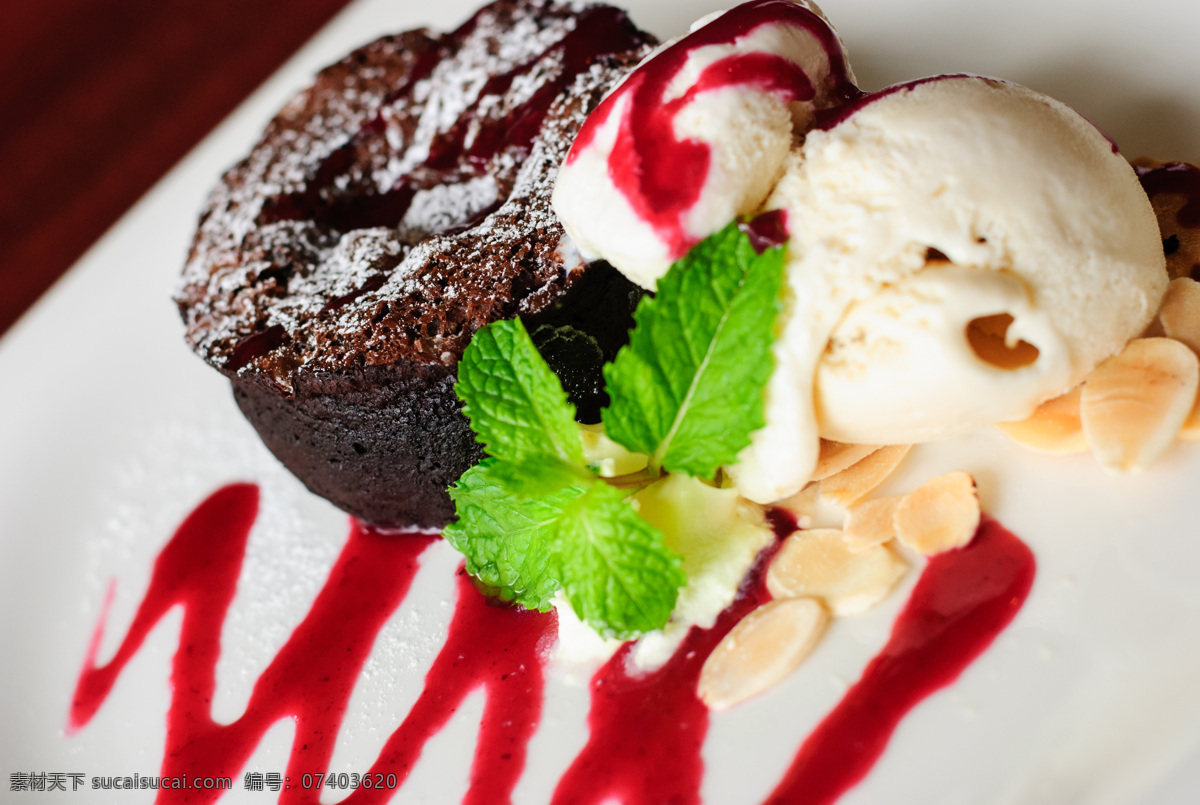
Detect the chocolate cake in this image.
<box><xmin>175</xmin><ymin>0</ymin><xmax>655</xmax><ymax>528</ymax></box>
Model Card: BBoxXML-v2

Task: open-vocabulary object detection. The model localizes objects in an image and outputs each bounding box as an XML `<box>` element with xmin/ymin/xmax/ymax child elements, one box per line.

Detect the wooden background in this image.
<box><xmin>0</xmin><ymin>0</ymin><xmax>355</xmax><ymax>337</ymax></box>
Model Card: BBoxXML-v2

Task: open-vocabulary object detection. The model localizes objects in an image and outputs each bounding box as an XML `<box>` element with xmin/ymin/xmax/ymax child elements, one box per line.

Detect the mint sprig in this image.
<box><xmin>445</xmin><ymin>317</ymin><xmax>683</xmax><ymax>638</ymax></box>
<box><xmin>602</xmin><ymin>221</ymin><xmax>785</xmax><ymax>477</ymax></box>
<box><xmin>445</xmin><ymin>222</ymin><xmax>786</xmax><ymax>638</ymax></box>
<box><xmin>556</xmin><ymin>482</ymin><xmax>683</xmax><ymax>635</ymax></box>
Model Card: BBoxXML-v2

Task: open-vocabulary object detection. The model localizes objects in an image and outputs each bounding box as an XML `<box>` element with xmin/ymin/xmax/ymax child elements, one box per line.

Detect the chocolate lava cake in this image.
<box><xmin>175</xmin><ymin>0</ymin><xmax>655</xmax><ymax>528</ymax></box>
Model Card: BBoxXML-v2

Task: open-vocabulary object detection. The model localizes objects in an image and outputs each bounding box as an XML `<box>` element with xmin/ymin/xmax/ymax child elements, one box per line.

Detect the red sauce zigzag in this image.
<box><xmin>70</xmin><ymin>484</ymin><xmax>1034</xmax><ymax>804</ymax></box>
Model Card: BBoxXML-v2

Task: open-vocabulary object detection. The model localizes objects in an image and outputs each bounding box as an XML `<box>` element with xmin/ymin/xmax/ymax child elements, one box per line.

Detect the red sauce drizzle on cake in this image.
<box><xmin>70</xmin><ymin>488</ymin><xmax>1035</xmax><ymax>804</ymax></box>
<box><xmin>565</xmin><ymin>0</ymin><xmax>857</xmax><ymax>261</ymax></box>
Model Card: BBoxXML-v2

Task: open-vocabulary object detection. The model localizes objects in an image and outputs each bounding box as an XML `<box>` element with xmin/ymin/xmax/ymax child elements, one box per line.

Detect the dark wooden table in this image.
<box><xmin>0</xmin><ymin>0</ymin><xmax>356</xmax><ymax>338</ymax></box>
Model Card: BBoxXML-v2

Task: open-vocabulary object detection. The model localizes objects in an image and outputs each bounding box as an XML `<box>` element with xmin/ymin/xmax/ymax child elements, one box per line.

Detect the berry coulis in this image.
<box><xmin>71</xmin><ymin>485</ymin><xmax>1034</xmax><ymax>804</ymax></box>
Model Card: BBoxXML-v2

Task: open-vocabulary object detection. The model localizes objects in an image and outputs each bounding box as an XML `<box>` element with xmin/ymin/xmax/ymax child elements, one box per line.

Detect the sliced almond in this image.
<box><xmin>698</xmin><ymin>598</ymin><xmax>828</xmax><ymax>711</ymax></box>
<box><xmin>766</xmin><ymin>528</ymin><xmax>907</xmax><ymax>615</ymax></box>
<box><xmin>820</xmin><ymin>444</ymin><xmax>912</xmax><ymax>507</ymax></box>
<box><xmin>812</xmin><ymin>440</ymin><xmax>882</xmax><ymax>481</ymax></box>
<box><xmin>894</xmin><ymin>471</ymin><xmax>981</xmax><ymax>555</ymax></box>
<box><xmin>1081</xmin><ymin>337</ymin><xmax>1199</xmax><ymax>472</ymax></box>
<box><xmin>843</xmin><ymin>495</ymin><xmax>903</xmax><ymax>552</ymax></box>
<box><xmin>995</xmin><ymin>386</ymin><xmax>1088</xmax><ymax>455</ymax></box>
<box><xmin>777</xmin><ymin>482</ymin><xmax>819</xmax><ymax>529</ymax></box>
<box><xmin>1159</xmin><ymin>277</ymin><xmax>1200</xmax><ymax>356</ymax></box>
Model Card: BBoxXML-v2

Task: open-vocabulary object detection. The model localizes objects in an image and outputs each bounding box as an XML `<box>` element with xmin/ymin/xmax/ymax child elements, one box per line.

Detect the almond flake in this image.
<box><xmin>996</xmin><ymin>386</ymin><xmax>1087</xmax><ymax>455</ymax></box>
<box><xmin>1081</xmin><ymin>337</ymin><xmax>1199</xmax><ymax>472</ymax></box>
<box><xmin>698</xmin><ymin>598</ymin><xmax>828</xmax><ymax>711</ymax></box>
<box><xmin>820</xmin><ymin>444</ymin><xmax>912</xmax><ymax>507</ymax></box>
<box><xmin>812</xmin><ymin>440</ymin><xmax>881</xmax><ymax>481</ymax></box>
<box><xmin>766</xmin><ymin>528</ymin><xmax>907</xmax><ymax>615</ymax></box>
<box><xmin>894</xmin><ymin>471</ymin><xmax>981</xmax><ymax>555</ymax></box>
<box><xmin>1159</xmin><ymin>277</ymin><xmax>1200</xmax><ymax>355</ymax></box>
<box><xmin>843</xmin><ymin>496</ymin><xmax>903</xmax><ymax>552</ymax></box>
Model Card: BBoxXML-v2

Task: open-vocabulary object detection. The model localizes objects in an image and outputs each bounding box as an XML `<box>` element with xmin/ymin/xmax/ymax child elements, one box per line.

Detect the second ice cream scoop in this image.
<box><xmin>732</xmin><ymin>76</ymin><xmax>1167</xmax><ymax>502</ymax></box>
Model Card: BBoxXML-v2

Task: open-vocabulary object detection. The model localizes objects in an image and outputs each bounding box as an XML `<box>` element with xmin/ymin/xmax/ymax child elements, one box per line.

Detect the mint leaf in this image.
<box><xmin>485</xmin><ymin>454</ymin><xmax>589</xmax><ymax>497</ymax></box>
<box><xmin>457</xmin><ymin>319</ymin><xmax>584</xmax><ymax>466</ymax></box>
<box><xmin>444</xmin><ymin>459</ymin><xmax>588</xmax><ymax>612</ymax></box>
<box><xmin>558</xmin><ymin>482</ymin><xmax>684</xmax><ymax>639</ymax></box>
<box><xmin>445</xmin><ymin>459</ymin><xmax>683</xmax><ymax>635</ymax></box>
<box><xmin>602</xmin><ymin>222</ymin><xmax>786</xmax><ymax>477</ymax></box>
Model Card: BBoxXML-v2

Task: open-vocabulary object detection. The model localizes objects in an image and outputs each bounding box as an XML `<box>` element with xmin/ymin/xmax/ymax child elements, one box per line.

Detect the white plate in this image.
<box><xmin>3</xmin><ymin>0</ymin><xmax>1200</xmax><ymax>802</ymax></box>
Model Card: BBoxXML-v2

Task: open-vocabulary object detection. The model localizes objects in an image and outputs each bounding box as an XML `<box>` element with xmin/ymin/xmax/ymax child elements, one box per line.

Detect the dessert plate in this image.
<box><xmin>3</xmin><ymin>0</ymin><xmax>1200</xmax><ymax>802</ymax></box>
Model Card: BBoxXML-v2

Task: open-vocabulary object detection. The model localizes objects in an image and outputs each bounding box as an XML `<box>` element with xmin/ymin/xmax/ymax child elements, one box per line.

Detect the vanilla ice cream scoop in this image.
<box><xmin>731</xmin><ymin>76</ymin><xmax>1167</xmax><ymax>503</ymax></box>
<box><xmin>552</xmin><ymin>0</ymin><xmax>856</xmax><ymax>289</ymax></box>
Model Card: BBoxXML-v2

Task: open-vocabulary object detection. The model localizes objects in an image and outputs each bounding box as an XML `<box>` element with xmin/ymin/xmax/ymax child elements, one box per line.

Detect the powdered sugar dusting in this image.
<box><xmin>175</xmin><ymin>0</ymin><xmax>652</xmax><ymax>394</ymax></box>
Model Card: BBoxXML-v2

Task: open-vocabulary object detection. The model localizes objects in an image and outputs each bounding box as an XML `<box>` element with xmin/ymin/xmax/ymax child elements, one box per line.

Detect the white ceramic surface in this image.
<box><xmin>3</xmin><ymin>0</ymin><xmax>1200</xmax><ymax>802</ymax></box>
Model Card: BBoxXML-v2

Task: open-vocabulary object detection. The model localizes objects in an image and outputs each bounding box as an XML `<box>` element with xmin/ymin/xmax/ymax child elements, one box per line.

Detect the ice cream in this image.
<box><xmin>553</xmin><ymin>8</ymin><xmax>1168</xmax><ymax>505</ymax></box>
<box><xmin>552</xmin><ymin>0</ymin><xmax>856</xmax><ymax>289</ymax></box>
<box><xmin>734</xmin><ymin>76</ymin><xmax>1168</xmax><ymax>502</ymax></box>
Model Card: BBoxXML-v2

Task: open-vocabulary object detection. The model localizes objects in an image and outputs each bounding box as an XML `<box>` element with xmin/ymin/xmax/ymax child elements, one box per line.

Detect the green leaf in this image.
<box><xmin>445</xmin><ymin>461</ymin><xmax>683</xmax><ymax>635</ymax></box>
<box><xmin>557</xmin><ymin>482</ymin><xmax>684</xmax><ymax>639</ymax></box>
<box><xmin>456</xmin><ymin>319</ymin><xmax>584</xmax><ymax>466</ymax></box>
<box><xmin>602</xmin><ymin>222</ymin><xmax>786</xmax><ymax>477</ymax></box>
<box><xmin>444</xmin><ymin>459</ymin><xmax>587</xmax><ymax>612</ymax></box>
<box><xmin>484</xmin><ymin>454</ymin><xmax>592</xmax><ymax>497</ymax></box>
